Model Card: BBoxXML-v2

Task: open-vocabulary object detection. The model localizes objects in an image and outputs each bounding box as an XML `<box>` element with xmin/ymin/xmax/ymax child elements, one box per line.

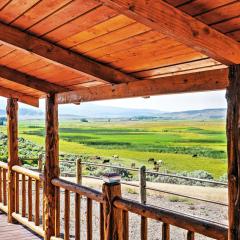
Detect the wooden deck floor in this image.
<box><xmin>0</xmin><ymin>211</ymin><xmax>43</xmax><ymax>240</ymax></box>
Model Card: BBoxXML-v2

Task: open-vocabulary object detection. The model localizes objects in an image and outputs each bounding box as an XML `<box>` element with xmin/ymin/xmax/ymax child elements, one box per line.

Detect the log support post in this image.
<box><xmin>226</xmin><ymin>64</ymin><xmax>240</xmax><ymax>239</ymax></box>
<box><xmin>7</xmin><ymin>98</ymin><xmax>19</xmax><ymax>223</ymax></box>
<box><xmin>139</xmin><ymin>166</ymin><xmax>147</xmax><ymax>240</ymax></box>
<box><xmin>103</xmin><ymin>176</ymin><xmax>123</xmax><ymax>240</ymax></box>
<box><xmin>44</xmin><ymin>93</ymin><xmax>60</xmax><ymax>240</ymax></box>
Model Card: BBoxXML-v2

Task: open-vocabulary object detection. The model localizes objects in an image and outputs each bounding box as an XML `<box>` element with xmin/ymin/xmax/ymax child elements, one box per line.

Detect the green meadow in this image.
<box><xmin>0</xmin><ymin>119</ymin><xmax>227</xmax><ymax>179</ymax></box>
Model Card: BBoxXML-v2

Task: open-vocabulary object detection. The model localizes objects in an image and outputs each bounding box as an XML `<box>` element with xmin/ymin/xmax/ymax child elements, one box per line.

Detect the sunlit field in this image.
<box><xmin>0</xmin><ymin>119</ymin><xmax>227</xmax><ymax>179</ymax></box>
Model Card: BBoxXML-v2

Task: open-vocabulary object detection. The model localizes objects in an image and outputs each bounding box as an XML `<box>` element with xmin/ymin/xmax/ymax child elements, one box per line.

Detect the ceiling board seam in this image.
<box><xmin>8</xmin><ymin>0</ymin><xmax>42</xmax><ymax>24</ymax></box>
<box><xmin>39</xmin><ymin>4</ymin><xmax>103</xmax><ymax>38</ymax></box>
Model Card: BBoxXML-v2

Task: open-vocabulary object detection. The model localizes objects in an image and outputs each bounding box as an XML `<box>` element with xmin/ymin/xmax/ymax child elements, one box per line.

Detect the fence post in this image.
<box><xmin>38</xmin><ymin>154</ymin><xmax>43</xmax><ymax>172</ymax></box>
<box><xmin>76</xmin><ymin>158</ymin><xmax>82</xmax><ymax>184</ymax></box>
<box><xmin>102</xmin><ymin>174</ymin><xmax>123</xmax><ymax>240</ymax></box>
<box><xmin>139</xmin><ymin>166</ymin><xmax>147</xmax><ymax>240</ymax></box>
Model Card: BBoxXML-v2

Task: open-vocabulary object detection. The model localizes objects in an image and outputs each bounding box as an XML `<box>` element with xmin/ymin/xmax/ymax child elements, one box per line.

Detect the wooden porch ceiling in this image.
<box><xmin>0</xmin><ymin>0</ymin><xmax>239</xmax><ymax>106</ymax></box>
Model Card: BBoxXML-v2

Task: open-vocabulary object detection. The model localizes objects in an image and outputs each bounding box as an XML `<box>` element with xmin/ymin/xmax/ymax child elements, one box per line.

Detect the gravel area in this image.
<box><xmin>17</xmin><ymin>177</ymin><xmax>228</xmax><ymax>240</ymax></box>
<box><xmin>57</xmin><ymin>178</ymin><xmax>228</xmax><ymax>240</ymax></box>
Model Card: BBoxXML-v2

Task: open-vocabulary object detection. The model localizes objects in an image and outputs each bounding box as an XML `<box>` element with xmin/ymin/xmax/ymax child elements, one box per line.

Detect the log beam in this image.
<box><xmin>44</xmin><ymin>93</ymin><xmax>59</xmax><ymax>240</ymax></box>
<box><xmin>0</xmin><ymin>22</ymin><xmax>137</xmax><ymax>84</ymax></box>
<box><xmin>0</xmin><ymin>86</ymin><xmax>39</xmax><ymax>107</ymax></box>
<box><xmin>0</xmin><ymin>65</ymin><xmax>67</xmax><ymax>93</ymax></box>
<box><xmin>7</xmin><ymin>98</ymin><xmax>19</xmax><ymax>223</ymax></box>
<box><xmin>57</xmin><ymin>68</ymin><xmax>228</xmax><ymax>104</ymax></box>
<box><xmin>98</xmin><ymin>0</ymin><xmax>240</xmax><ymax>65</ymax></box>
<box><xmin>226</xmin><ymin>65</ymin><xmax>240</xmax><ymax>239</ymax></box>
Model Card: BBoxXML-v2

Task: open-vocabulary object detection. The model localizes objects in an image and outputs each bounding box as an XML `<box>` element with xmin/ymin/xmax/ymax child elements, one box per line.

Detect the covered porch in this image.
<box><xmin>0</xmin><ymin>0</ymin><xmax>239</xmax><ymax>239</ymax></box>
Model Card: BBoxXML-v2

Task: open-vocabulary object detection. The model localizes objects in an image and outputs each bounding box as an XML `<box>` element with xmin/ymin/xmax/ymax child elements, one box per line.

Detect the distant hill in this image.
<box><xmin>156</xmin><ymin>108</ymin><xmax>226</xmax><ymax>120</ymax></box>
<box><xmin>0</xmin><ymin>108</ymin><xmax>43</xmax><ymax>119</ymax></box>
<box><xmin>0</xmin><ymin>104</ymin><xmax>226</xmax><ymax>120</ymax></box>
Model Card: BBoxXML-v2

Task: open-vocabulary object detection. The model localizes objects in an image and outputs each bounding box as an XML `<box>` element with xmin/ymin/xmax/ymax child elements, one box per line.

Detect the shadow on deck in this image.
<box><xmin>0</xmin><ymin>211</ymin><xmax>43</xmax><ymax>240</ymax></box>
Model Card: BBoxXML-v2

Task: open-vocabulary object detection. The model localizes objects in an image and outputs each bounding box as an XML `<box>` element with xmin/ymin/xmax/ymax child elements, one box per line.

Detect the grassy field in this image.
<box><xmin>0</xmin><ymin>119</ymin><xmax>227</xmax><ymax>179</ymax></box>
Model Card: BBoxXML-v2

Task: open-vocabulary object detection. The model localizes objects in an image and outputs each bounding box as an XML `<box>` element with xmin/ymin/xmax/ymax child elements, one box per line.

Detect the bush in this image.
<box><xmin>80</xmin><ymin>118</ymin><xmax>88</xmax><ymax>122</ymax></box>
<box><xmin>219</xmin><ymin>173</ymin><xmax>228</xmax><ymax>183</ymax></box>
<box><xmin>90</xmin><ymin>164</ymin><xmax>133</xmax><ymax>180</ymax></box>
<box><xmin>147</xmin><ymin>170</ymin><xmax>216</xmax><ymax>187</ymax></box>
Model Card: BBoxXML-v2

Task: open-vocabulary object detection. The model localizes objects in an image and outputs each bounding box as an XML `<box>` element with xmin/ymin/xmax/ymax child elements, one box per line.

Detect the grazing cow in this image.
<box><xmin>112</xmin><ymin>155</ymin><xmax>119</xmax><ymax>160</ymax></box>
<box><xmin>157</xmin><ymin>160</ymin><xmax>164</xmax><ymax>167</ymax></box>
<box><xmin>95</xmin><ymin>156</ymin><xmax>101</xmax><ymax>160</ymax></box>
<box><xmin>148</xmin><ymin>158</ymin><xmax>155</xmax><ymax>163</ymax></box>
<box><xmin>192</xmin><ymin>154</ymin><xmax>198</xmax><ymax>158</ymax></box>
<box><xmin>153</xmin><ymin>163</ymin><xmax>160</xmax><ymax>172</ymax></box>
<box><xmin>131</xmin><ymin>163</ymin><xmax>136</xmax><ymax>169</ymax></box>
<box><xmin>103</xmin><ymin>159</ymin><xmax>110</xmax><ymax>164</ymax></box>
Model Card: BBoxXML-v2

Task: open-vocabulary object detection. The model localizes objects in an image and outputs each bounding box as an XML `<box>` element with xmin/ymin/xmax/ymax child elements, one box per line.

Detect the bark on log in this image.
<box><xmin>226</xmin><ymin>64</ymin><xmax>240</xmax><ymax>240</ymax></box>
<box><xmin>103</xmin><ymin>183</ymin><xmax>122</xmax><ymax>240</ymax></box>
<box><xmin>44</xmin><ymin>93</ymin><xmax>59</xmax><ymax>240</ymax></box>
<box><xmin>7</xmin><ymin>98</ymin><xmax>19</xmax><ymax>223</ymax></box>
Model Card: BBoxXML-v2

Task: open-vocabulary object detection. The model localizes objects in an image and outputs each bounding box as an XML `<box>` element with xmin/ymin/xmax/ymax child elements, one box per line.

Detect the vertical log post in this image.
<box><xmin>38</xmin><ymin>154</ymin><xmax>43</xmax><ymax>172</ymax></box>
<box><xmin>7</xmin><ymin>98</ymin><xmax>19</xmax><ymax>223</ymax></box>
<box><xmin>102</xmin><ymin>175</ymin><xmax>122</xmax><ymax>240</ymax></box>
<box><xmin>226</xmin><ymin>64</ymin><xmax>240</xmax><ymax>240</ymax></box>
<box><xmin>76</xmin><ymin>158</ymin><xmax>82</xmax><ymax>185</ymax></box>
<box><xmin>139</xmin><ymin>166</ymin><xmax>147</xmax><ymax>240</ymax></box>
<box><xmin>75</xmin><ymin>158</ymin><xmax>82</xmax><ymax>239</ymax></box>
<box><xmin>44</xmin><ymin>93</ymin><xmax>60</xmax><ymax>240</ymax></box>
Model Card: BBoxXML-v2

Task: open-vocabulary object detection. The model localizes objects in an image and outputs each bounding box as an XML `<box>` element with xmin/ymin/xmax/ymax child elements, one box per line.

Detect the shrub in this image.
<box><xmin>147</xmin><ymin>170</ymin><xmax>216</xmax><ymax>187</ymax></box>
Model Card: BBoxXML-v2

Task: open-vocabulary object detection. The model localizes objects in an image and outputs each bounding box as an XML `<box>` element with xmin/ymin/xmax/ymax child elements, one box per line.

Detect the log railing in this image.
<box><xmin>11</xmin><ymin>165</ymin><xmax>45</xmax><ymax>237</ymax></box>
<box><xmin>113</xmin><ymin>197</ymin><xmax>228</xmax><ymax>240</ymax></box>
<box><xmin>0</xmin><ymin>161</ymin><xmax>8</xmax><ymax>212</ymax></box>
<box><xmin>51</xmin><ymin>177</ymin><xmax>105</xmax><ymax>240</ymax></box>
<box><xmin>0</xmin><ymin>160</ymin><xmax>228</xmax><ymax>240</ymax></box>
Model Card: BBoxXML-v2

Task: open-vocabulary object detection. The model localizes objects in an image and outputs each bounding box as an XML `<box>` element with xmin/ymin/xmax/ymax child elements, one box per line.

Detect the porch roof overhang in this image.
<box><xmin>0</xmin><ymin>0</ymin><xmax>239</xmax><ymax>106</ymax></box>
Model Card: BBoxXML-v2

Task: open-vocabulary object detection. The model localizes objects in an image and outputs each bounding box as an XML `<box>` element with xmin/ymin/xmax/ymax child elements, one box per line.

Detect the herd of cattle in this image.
<box><xmin>93</xmin><ymin>155</ymin><xmax>164</xmax><ymax>172</ymax></box>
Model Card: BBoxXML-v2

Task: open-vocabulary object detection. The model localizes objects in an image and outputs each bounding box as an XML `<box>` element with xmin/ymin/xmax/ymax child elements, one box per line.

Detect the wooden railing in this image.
<box><xmin>0</xmin><ymin>161</ymin><xmax>8</xmax><ymax>212</ymax></box>
<box><xmin>52</xmin><ymin>177</ymin><xmax>105</xmax><ymax>240</ymax></box>
<box><xmin>113</xmin><ymin>197</ymin><xmax>228</xmax><ymax>240</ymax></box>
<box><xmin>0</xmin><ymin>160</ymin><xmax>228</xmax><ymax>240</ymax></box>
<box><xmin>11</xmin><ymin>165</ymin><xmax>45</xmax><ymax>237</ymax></box>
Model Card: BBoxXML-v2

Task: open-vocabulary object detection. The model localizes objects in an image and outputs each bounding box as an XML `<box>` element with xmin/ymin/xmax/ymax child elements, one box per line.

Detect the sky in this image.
<box><xmin>0</xmin><ymin>90</ymin><xmax>227</xmax><ymax>112</ymax></box>
<box><xmin>94</xmin><ymin>90</ymin><xmax>227</xmax><ymax>112</ymax></box>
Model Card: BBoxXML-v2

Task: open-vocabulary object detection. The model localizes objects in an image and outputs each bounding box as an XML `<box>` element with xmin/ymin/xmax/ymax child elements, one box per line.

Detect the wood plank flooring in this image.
<box><xmin>0</xmin><ymin>211</ymin><xmax>43</xmax><ymax>240</ymax></box>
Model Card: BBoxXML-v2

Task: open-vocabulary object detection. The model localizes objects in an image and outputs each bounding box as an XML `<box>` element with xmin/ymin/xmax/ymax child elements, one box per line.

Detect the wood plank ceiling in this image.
<box><xmin>0</xmin><ymin>0</ymin><xmax>239</xmax><ymax>105</ymax></box>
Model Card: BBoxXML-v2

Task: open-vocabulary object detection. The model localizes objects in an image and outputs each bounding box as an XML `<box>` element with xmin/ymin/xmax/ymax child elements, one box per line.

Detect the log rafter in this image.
<box><xmin>0</xmin><ymin>22</ymin><xmax>137</xmax><ymax>85</ymax></box>
<box><xmin>97</xmin><ymin>0</ymin><xmax>240</xmax><ymax>65</ymax></box>
<box><xmin>0</xmin><ymin>86</ymin><xmax>39</xmax><ymax>107</ymax></box>
<box><xmin>0</xmin><ymin>65</ymin><xmax>68</xmax><ymax>93</ymax></box>
<box><xmin>57</xmin><ymin>68</ymin><xmax>229</xmax><ymax>104</ymax></box>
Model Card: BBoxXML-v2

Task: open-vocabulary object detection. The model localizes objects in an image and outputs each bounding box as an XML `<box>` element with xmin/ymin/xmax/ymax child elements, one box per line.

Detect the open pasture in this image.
<box><xmin>3</xmin><ymin>119</ymin><xmax>227</xmax><ymax>179</ymax></box>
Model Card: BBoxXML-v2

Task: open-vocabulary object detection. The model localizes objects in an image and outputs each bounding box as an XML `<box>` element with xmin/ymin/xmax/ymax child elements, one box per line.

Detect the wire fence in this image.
<box><xmin>73</xmin><ymin>160</ymin><xmax>228</xmax><ymax>207</ymax></box>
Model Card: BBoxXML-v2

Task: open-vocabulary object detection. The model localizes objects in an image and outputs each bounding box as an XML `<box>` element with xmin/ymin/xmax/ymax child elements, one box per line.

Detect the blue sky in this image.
<box><xmin>0</xmin><ymin>90</ymin><xmax>226</xmax><ymax>112</ymax></box>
